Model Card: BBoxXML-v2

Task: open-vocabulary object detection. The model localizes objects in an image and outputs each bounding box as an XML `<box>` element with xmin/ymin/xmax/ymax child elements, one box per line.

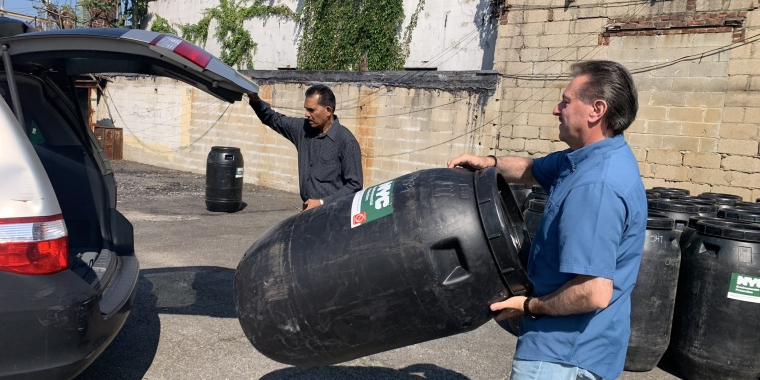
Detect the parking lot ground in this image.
<box><xmin>75</xmin><ymin>160</ymin><xmax>682</xmax><ymax>380</ymax></box>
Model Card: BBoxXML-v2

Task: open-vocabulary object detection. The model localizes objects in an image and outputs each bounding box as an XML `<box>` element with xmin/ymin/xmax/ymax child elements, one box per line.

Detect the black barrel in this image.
<box><xmin>677</xmin><ymin>196</ymin><xmax>719</xmax><ymax>217</ymax></box>
<box><xmin>673</xmin><ymin>220</ymin><xmax>760</xmax><ymax>379</ymax></box>
<box><xmin>647</xmin><ymin>199</ymin><xmax>700</xmax><ymax>235</ymax></box>
<box><xmin>651</xmin><ymin>187</ymin><xmax>689</xmax><ymax>199</ymax></box>
<box><xmin>645</xmin><ymin>189</ymin><xmax>661</xmax><ymax>200</ymax></box>
<box><xmin>205</xmin><ymin>146</ymin><xmax>244</xmax><ymax>212</ymax></box>
<box><xmin>625</xmin><ymin>211</ymin><xmax>679</xmax><ymax>372</ymax></box>
<box><xmin>718</xmin><ymin>207</ymin><xmax>760</xmax><ymax>224</ymax></box>
<box><xmin>679</xmin><ymin>216</ymin><xmax>735</xmax><ymax>251</ymax></box>
<box><xmin>523</xmin><ymin>185</ymin><xmax>548</xmax><ymax>211</ymax></box>
<box><xmin>233</xmin><ymin>168</ymin><xmax>533</xmax><ymax>367</ymax></box>
<box><xmin>523</xmin><ymin>198</ymin><xmax>546</xmax><ymax>241</ymax></box>
<box><xmin>510</xmin><ymin>183</ymin><xmax>532</xmax><ymax>212</ymax></box>
<box><xmin>698</xmin><ymin>192</ymin><xmax>742</xmax><ymax>209</ymax></box>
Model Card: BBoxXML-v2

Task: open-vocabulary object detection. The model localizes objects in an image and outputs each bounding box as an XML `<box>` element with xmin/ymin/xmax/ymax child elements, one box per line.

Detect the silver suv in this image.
<box><xmin>0</xmin><ymin>17</ymin><xmax>257</xmax><ymax>379</ymax></box>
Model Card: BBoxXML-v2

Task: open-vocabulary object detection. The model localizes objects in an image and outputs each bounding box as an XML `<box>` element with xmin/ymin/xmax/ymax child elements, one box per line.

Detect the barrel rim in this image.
<box><xmin>687</xmin><ymin>216</ymin><xmax>734</xmax><ymax>229</ymax></box>
<box><xmin>647</xmin><ymin>199</ymin><xmax>699</xmax><ymax>213</ymax></box>
<box><xmin>696</xmin><ymin>219</ymin><xmax>760</xmax><ymax>243</ymax></box>
<box><xmin>646</xmin><ymin>211</ymin><xmax>675</xmax><ymax>229</ymax></box>
<box><xmin>530</xmin><ymin>185</ymin><xmax>547</xmax><ymax>195</ymax></box>
<box><xmin>526</xmin><ymin>198</ymin><xmax>546</xmax><ymax>213</ymax></box>
<box><xmin>210</xmin><ymin>146</ymin><xmax>242</xmax><ymax>152</ymax></box>
<box><xmin>717</xmin><ymin>207</ymin><xmax>760</xmax><ymax>223</ymax></box>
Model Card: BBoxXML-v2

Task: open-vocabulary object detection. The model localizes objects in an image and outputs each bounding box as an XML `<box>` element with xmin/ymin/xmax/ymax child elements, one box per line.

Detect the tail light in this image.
<box><xmin>150</xmin><ymin>34</ymin><xmax>213</xmax><ymax>69</ymax></box>
<box><xmin>0</xmin><ymin>215</ymin><xmax>69</xmax><ymax>275</ymax></box>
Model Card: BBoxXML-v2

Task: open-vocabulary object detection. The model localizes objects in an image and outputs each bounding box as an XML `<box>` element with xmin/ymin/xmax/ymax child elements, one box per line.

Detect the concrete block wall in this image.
<box><xmin>494</xmin><ymin>0</ymin><xmax>760</xmax><ymax>201</ymax></box>
<box><xmin>99</xmin><ymin>73</ymin><xmax>497</xmax><ymax>193</ymax></box>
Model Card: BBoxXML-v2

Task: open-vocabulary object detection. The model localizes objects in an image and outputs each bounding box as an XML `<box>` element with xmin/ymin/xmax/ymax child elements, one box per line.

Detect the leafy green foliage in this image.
<box><xmin>178</xmin><ymin>0</ymin><xmax>295</xmax><ymax>70</ymax></box>
<box><xmin>150</xmin><ymin>14</ymin><xmax>178</xmax><ymax>35</ymax></box>
<box><xmin>297</xmin><ymin>0</ymin><xmax>424</xmax><ymax>70</ymax></box>
<box><xmin>79</xmin><ymin>0</ymin><xmax>149</xmax><ymax>28</ymax></box>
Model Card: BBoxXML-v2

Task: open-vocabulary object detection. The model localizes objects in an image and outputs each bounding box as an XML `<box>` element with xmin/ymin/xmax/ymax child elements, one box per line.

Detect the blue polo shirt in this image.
<box><xmin>514</xmin><ymin>134</ymin><xmax>647</xmax><ymax>380</ymax></box>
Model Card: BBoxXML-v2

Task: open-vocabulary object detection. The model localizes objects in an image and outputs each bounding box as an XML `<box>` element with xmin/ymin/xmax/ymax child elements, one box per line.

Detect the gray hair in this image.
<box><xmin>570</xmin><ymin>61</ymin><xmax>638</xmax><ymax>135</ymax></box>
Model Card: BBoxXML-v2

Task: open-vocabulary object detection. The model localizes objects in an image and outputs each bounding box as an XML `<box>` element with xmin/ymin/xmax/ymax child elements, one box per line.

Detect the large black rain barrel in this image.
<box><xmin>647</xmin><ymin>199</ymin><xmax>699</xmax><ymax>236</ymax></box>
<box><xmin>205</xmin><ymin>146</ymin><xmax>244</xmax><ymax>212</ymax></box>
<box><xmin>233</xmin><ymin>168</ymin><xmax>533</xmax><ymax>367</ymax></box>
<box><xmin>625</xmin><ymin>211</ymin><xmax>680</xmax><ymax>372</ymax></box>
<box><xmin>673</xmin><ymin>220</ymin><xmax>760</xmax><ymax>379</ymax></box>
<box><xmin>523</xmin><ymin>198</ymin><xmax>546</xmax><ymax>241</ymax></box>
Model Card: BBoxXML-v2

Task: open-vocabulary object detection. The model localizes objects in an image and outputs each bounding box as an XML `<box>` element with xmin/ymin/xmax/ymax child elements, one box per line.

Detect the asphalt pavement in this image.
<box><xmin>75</xmin><ymin>160</ymin><xmax>683</xmax><ymax>380</ymax></box>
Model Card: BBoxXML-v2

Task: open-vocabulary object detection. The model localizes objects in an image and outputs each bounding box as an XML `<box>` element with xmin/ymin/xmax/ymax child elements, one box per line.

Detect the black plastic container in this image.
<box><xmin>523</xmin><ymin>185</ymin><xmax>548</xmax><ymax>211</ymax></box>
<box><xmin>676</xmin><ymin>196</ymin><xmax>719</xmax><ymax>217</ymax></box>
<box><xmin>510</xmin><ymin>183</ymin><xmax>532</xmax><ymax>212</ymax></box>
<box><xmin>523</xmin><ymin>198</ymin><xmax>546</xmax><ymax>241</ymax></box>
<box><xmin>651</xmin><ymin>187</ymin><xmax>689</xmax><ymax>199</ymax></box>
<box><xmin>645</xmin><ymin>189</ymin><xmax>661</xmax><ymax>200</ymax></box>
<box><xmin>680</xmin><ymin>216</ymin><xmax>736</xmax><ymax>252</ymax></box>
<box><xmin>673</xmin><ymin>220</ymin><xmax>760</xmax><ymax>380</ymax></box>
<box><xmin>234</xmin><ymin>168</ymin><xmax>533</xmax><ymax>367</ymax></box>
<box><xmin>205</xmin><ymin>146</ymin><xmax>244</xmax><ymax>212</ymax></box>
<box><xmin>625</xmin><ymin>211</ymin><xmax>679</xmax><ymax>372</ymax></box>
<box><xmin>698</xmin><ymin>192</ymin><xmax>742</xmax><ymax>209</ymax></box>
<box><xmin>735</xmin><ymin>201</ymin><xmax>760</xmax><ymax>211</ymax></box>
<box><xmin>647</xmin><ymin>199</ymin><xmax>700</xmax><ymax>235</ymax></box>
<box><xmin>718</xmin><ymin>207</ymin><xmax>760</xmax><ymax>224</ymax></box>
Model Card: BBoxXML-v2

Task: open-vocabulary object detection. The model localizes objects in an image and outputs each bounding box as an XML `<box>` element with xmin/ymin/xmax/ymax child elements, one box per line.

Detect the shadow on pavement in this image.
<box><xmin>76</xmin><ymin>266</ymin><xmax>236</xmax><ymax>380</ymax></box>
<box><xmin>261</xmin><ymin>363</ymin><xmax>471</xmax><ymax>380</ymax></box>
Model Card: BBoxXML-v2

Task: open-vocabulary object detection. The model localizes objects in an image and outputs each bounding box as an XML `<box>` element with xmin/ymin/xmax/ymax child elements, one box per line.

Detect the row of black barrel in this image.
<box><xmin>509</xmin><ymin>184</ymin><xmax>760</xmax><ymax>380</ymax></box>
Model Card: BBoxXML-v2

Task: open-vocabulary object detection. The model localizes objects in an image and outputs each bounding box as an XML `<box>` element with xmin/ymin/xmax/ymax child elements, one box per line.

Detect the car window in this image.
<box><xmin>0</xmin><ymin>74</ymin><xmax>82</xmax><ymax>146</ymax></box>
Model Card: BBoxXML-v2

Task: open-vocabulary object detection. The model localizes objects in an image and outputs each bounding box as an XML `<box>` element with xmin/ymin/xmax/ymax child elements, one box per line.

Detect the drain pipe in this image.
<box><xmin>2</xmin><ymin>44</ymin><xmax>25</xmax><ymax>128</ymax></box>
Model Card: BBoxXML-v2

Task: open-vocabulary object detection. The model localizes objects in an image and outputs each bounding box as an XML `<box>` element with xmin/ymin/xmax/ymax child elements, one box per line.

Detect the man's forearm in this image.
<box><xmin>531</xmin><ymin>275</ymin><xmax>613</xmax><ymax>316</ymax></box>
<box><xmin>494</xmin><ymin>156</ymin><xmax>538</xmax><ymax>184</ymax></box>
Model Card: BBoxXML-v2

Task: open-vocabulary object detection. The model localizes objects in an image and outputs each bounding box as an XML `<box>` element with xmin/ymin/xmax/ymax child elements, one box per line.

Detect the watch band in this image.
<box><xmin>487</xmin><ymin>154</ymin><xmax>498</xmax><ymax>168</ymax></box>
<box><xmin>524</xmin><ymin>296</ymin><xmax>540</xmax><ymax>320</ymax></box>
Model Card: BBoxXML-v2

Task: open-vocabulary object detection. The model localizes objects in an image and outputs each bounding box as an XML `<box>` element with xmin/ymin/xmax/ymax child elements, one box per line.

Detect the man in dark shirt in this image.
<box><xmin>248</xmin><ymin>85</ymin><xmax>363</xmax><ymax>211</ymax></box>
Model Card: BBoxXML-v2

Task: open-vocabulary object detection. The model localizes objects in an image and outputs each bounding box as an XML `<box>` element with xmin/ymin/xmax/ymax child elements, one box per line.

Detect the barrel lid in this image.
<box><xmin>698</xmin><ymin>192</ymin><xmax>741</xmax><ymax>205</ymax></box>
<box><xmin>735</xmin><ymin>201</ymin><xmax>760</xmax><ymax>210</ymax></box>
<box><xmin>474</xmin><ymin>168</ymin><xmax>533</xmax><ymax>297</ymax></box>
<box><xmin>687</xmin><ymin>215</ymin><xmax>733</xmax><ymax>229</ymax></box>
<box><xmin>696</xmin><ymin>219</ymin><xmax>760</xmax><ymax>243</ymax></box>
<box><xmin>717</xmin><ymin>207</ymin><xmax>760</xmax><ymax>223</ymax></box>
<box><xmin>645</xmin><ymin>190</ymin><xmax>661</xmax><ymax>200</ymax></box>
<box><xmin>647</xmin><ymin>211</ymin><xmax>675</xmax><ymax>229</ymax></box>
<box><xmin>531</xmin><ymin>185</ymin><xmax>547</xmax><ymax>195</ymax></box>
<box><xmin>647</xmin><ymin>199</ymin><xmax>699</xmax><ymax>213</ymax></box>
<box><xmin>211</xmin><ymin>146</ymin><xmax>241</xmax><ymax>152</ymax></box>
<box><xmin>652</xmin><ymin>187</ymin><xmax>690</xmax><ymax>197</ymax></box>
<box><xmin>527</xmin><ymin>198</ymin><xmax>546</xmax><ymax>213</ymax></box>
<box><xmin>677</xmin><ymin>197</ymin><xmax>718</xmax><ymax>214</ymax></box>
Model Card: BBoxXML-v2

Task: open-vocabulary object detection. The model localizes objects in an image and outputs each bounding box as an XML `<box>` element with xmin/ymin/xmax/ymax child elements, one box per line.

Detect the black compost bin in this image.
<box><xmin>205</xmin><ymin>146</ymin><xmax>244</xmax><ymax>212</ymax></box>
<box><xmin>233</xmin><ymin>168</ymin><xmax>533</xmax><ymax>367</ymax></box>
<box><xmin>523</xmin><ymin>185</ymin><xmax>548</xmax><ymax>211</ymax></box>
<box><xmin>625</xmin><ymin>211</ymin><xmax>680</xmax><ymax>372</ymax></box>
<box><xmin>673</xmin><ymin>220</ymin><xmax>760</xmax><ymax>380</ymax></box>
<box><xmin>647</xmin><ymin>199</ymin><xmax>699</xmax><ymax>236</ymax></box>
<box><xmin>680</xmin><ymin>216</ymin><xmax>735</xmax><ymax>252</ymax></box>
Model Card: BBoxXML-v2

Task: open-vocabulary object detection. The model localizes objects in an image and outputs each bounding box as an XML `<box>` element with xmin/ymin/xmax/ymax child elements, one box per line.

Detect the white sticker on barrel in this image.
<box><xmin>727</xmin><ymin>273</ymin><xmax>760</xmax><ymax>303</ymax></box>
<box><xmin>236</xmin><ymin>167</ymin><xmax>244</xmax><ymax>178</ymax></box>
<box><xmin>350</xmin><ymin>180</ymin><xmax>395</xmax><ymax>228</ymax></box>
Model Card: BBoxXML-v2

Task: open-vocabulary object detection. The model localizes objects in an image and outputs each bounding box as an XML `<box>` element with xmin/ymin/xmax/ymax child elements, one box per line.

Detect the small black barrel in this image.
<box><xmin>234</xmin><ymin>168</ymin><xmax>533</xmax><ymax>367</ymax></box>
<box><xmin>647</xmin><ymin>199</ymin><xmax>699</xmax><ymax>235</ymax></box>
<box><xmin>523</xmin><ymin>185</ymin><xmax>548</xmax><ymax>211</ymax></box>
<box><xmin>523</xmin><ymin>198</ymin><xmax>546</xmax><ymax>241</ymax></box>
<box><xmin>651</xmin><ymin>187</ymin><xmax>689</xmax><ymax>199</ymax></box>
<box><xmin>510</xmin><ymin>183</ymin><xmax>532</xmax><ymax>212</ymax></box>
<box><xmin>698</xmin><ymin>192</ymin><xmax>742</xmax><ymax>209</ymax></box>
<box><xmin>205</xmin><ymin>147</ymin><xmax>244</xmax><ymax>212</ymax></box>
<box><xmin>673</xmin><ymin>220</ymin><xmax>760</xmax><ymax>380</ymax></box>
<box><xmin>718</xmin><ymin>207</ymin><xmax>760</xmax><ymax>224</ymax></box>
<box><xmin>625</xmin><ymin>211</ymin><xmax>679</xmax><ymax>372</ymax></box>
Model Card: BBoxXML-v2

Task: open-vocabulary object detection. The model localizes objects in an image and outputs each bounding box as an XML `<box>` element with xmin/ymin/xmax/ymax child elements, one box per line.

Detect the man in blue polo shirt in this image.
<box><xmin>448</xmin><ymin>60</ymin><xmax>647</xmax><ymax>380</ymax></box>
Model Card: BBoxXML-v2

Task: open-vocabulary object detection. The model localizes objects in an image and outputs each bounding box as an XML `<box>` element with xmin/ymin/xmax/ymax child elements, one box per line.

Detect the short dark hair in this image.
<box><xmin>570</xmin><ymin>61</ymin><xmax>638</xmax><ymax>135</ymax></box>
<box><xmin>305</xmin><ymin>85</ymin><xmax>336</xmax><ymax>112</ymax></box>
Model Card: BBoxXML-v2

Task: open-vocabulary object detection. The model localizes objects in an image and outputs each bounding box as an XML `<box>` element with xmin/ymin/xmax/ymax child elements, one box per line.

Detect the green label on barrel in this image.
<box><xmin>350</xmin><ymin>180</ymin><xmax>395</xmax><ymax>228</ymax></box>
<box><xmin>236</xmin><ymin>167</ymin><xmax>244</xmax><ymax>178</ymax></box>
<box><xmin>727</xmin><ymin>273</ymin><xmax>760</xmax><ymax>303</ymax></box>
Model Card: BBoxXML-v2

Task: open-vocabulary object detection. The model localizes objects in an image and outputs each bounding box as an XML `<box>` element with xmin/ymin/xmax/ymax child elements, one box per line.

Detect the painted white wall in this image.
<box><xmin>146</xmin><ymin>0</ymin><xmax>496</xmax><ymax>71</ymax></box>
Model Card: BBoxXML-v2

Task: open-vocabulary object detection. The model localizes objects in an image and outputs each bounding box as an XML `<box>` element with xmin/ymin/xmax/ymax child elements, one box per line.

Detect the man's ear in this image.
<box><xmin>589</xmin><ymin>99</ymin><xmax>607</xmax><ymax>124</ymax></box>
<box><xmin>326</xmin><ymin>106</ymin><xmax>334</xmax><ymax>116</ymax></box>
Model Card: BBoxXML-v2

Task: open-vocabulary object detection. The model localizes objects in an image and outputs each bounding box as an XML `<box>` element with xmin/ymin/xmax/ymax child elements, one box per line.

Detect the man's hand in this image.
<box><xmin>490</xmin><ymin>296</ymin><xmax>527</xmax><ymax>321</ymax></box>
<box><xmin>302</xmin><ymin>199</ymin><xmax>322</xmax><ymax>211</ymax></box>
<box><xmin>447</xmin><ymin>154</ymin><xmax>493</xmax><ymax>170</ymax></box>
<box><xmin>247</xmin><ymin>92</ymin><xmax>261</xmax><ymax>104</ymax></box>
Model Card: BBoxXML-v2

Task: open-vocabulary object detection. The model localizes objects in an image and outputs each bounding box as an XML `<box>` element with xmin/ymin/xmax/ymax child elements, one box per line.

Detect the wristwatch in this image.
<box><xmin>524</xmin><ymin>296</ymin><xmax>540</xmax><ymax>320</ymax></box>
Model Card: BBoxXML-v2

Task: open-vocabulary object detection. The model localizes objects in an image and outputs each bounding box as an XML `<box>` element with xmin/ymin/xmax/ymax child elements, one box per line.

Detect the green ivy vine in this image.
<box><xmin>174</xmin><ymin>0</ymin><xmax>424</xmax><ymax>71</ymax></box>
<box><xmin>178</xmin><ymin>0</ymin><xmax>295</xmax><ymax>70</ymax></box>
<box><xmin>150</xmin><ymin>14</ymin><xmax>178</xmax><ymax>35</ymax></box>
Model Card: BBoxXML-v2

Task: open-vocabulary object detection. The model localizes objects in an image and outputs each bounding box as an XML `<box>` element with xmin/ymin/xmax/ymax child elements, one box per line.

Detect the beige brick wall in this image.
<box><xmin>494</xmin><ymin>0</ymin><xmax>760</xmax><ymax>201</ymax></box>
<box><xmin>101</xmin><ymin>77</ymin><xmax>494</xmax><ymax>194</ymax></box>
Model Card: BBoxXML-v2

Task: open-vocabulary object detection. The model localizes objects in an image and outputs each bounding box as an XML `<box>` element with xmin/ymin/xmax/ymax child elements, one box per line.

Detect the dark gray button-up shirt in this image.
<box><xmin>251</xmin><ymin>99</ymin><xmax>363</xmax><ymax>204</ymax></box>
